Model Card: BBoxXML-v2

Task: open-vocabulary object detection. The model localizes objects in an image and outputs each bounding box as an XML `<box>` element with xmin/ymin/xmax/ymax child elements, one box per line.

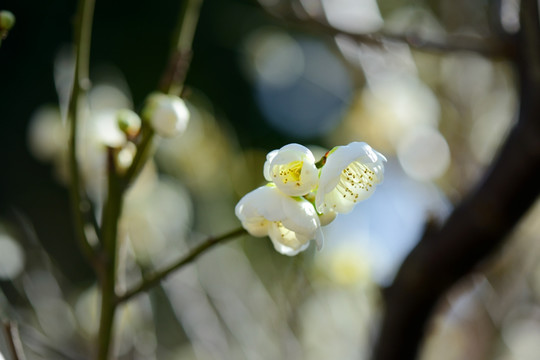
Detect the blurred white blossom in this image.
<box><xmin>27</xmin><ymin>106</ymin><xmax>67</xmax><ymax>162</ymax></box>
<box><xmin>144</xmin><ymin>93</ymin><xmax>190</xmax><ymax>137</ymax></box>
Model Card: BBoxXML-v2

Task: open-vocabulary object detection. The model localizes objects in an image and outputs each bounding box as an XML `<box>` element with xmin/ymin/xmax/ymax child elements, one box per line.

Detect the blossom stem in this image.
<box><xmin>315</xmin><ymin>152</ymin><xmax>328</xmax><ymax>168</ymax></box>
<box><xmin>115</xmin><ymin>227</ymin><xmax>247</xmax><ymax>304</ymax></box>
<box><xmin>96</xmin><ymin>149</ymin><xmax>123</xmax><ymax>360</ymax></box>
<box><xmin>67</xmin><ymin>0</ymin><xmax>97</xmax><ymax>270</ymax></box>
<box><xmin>121</xmin><ymin>122</ymin><xmax>154</xmax><ymax>187</ymax></box>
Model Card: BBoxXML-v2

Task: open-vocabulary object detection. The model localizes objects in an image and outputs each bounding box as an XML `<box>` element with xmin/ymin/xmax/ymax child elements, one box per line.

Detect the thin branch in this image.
<box><xmin>4</xmin><ymin>322</ymin><xmax>26</xmax><ymax>360</ymax></box>
<box><xmin>371</xmin><ymin>0</ymin><xmax>540</xmax><ymax>359</ymax></box>
<box><xmin>121</xmin><ymin>122</ymin><xmax>154</xmax><ymax>187</ymax></box>
<box><xmin>67</xmin><ymin>0</ymin><xmax>97</xmax><ymax>270</ymax></box>
<box><xmin>123</xmin><ymin>0</ymin><xmax>203</xmax><ymax>189</ymax></box>
<box><xmin>96</xmin><ymin>149</ymin><xmax>123</xmax><ymax>360</ymax></box>
<box><xmin>160</xmin><ymin>0</ymin><xmax>203</xmax><ymax>96</ymax></box>
<box><xmin>115</xmin><ymin>227</ymin><xmax>247</xmax><ymax>304</ymax></box>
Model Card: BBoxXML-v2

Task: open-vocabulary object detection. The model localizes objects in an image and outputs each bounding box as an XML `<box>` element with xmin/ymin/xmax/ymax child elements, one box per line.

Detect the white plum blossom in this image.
<box><xmin>235</xmin><ymin>184</ymin><xmax>323</xmax><ymax>256</ymax></box>
<box><xmin>316</xmin><ymin>142</ymin><xmax>386</xmax><ymax>214</ymax></box>
<box><xmin>235</xmin><ymin>141</ymin><xmax>386</xmax><ymax>256</ymax></box>
<box><xmin>145</xmin><ymin>93</ymin><xmax>190</xmax><ymax>137</ymax></box>
<box><xmin>263</xmin><ymin>143</ymin><xmax>319</xmax><ymax>196</ymax></box>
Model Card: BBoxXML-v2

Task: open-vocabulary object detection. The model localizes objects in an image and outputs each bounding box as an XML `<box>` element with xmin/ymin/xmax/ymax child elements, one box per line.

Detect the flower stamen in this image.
<box><xmin>276</xmin><ymin>160</ymin><xmax>303</xmax><ymax>186</ymax></box>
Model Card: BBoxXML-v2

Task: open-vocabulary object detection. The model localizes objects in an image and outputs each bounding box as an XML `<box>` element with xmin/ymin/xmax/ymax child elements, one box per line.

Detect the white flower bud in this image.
<box><xmin>144</xmin><ymin>93</ymin><xmax>190</xmax><ymax>137</ymax></box>
<box><xmin>116</xmin><ymin>109</ymin><xmax>141</xmax><ymax>137</ymax></box>
<box><xmin>0</xmin><ymin>11</ymin><xmax>15</xmax><ymax>32</ymax></box>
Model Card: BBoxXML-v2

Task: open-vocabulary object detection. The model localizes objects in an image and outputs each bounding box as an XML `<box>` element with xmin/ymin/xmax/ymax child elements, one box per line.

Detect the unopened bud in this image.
<box><xmin>0</xmin><ymin>11</ymin><xmax>15</xmax><ymax>32</ymax></box>
<box><xmin>116</xmin><ymin>142</ymin><xmax>137</xmax><ymax>171</ymax></box>
<box><xmin>116</xmin><ymin>109</ymin><xmax>141</xmax><ymax>138</ymax></box>
<box><xmin>143</xmin><ymin>93</ymin><xmax>190</xmax><ymax>138</ymax></box>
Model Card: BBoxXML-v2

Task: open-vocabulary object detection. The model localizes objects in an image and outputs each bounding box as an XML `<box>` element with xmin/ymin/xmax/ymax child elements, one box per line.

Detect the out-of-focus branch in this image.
<box><xmin>159</xmin><ymin>0</ymin><xmax>203</xmax><ymax>96</ymax></box>
<box><xmin>371</xmin><ymin>0</ymin><xmax>540</xmax><ymax>359</ymax></box>
<box><xmin>123</xmin><ymin>0</ymin><xmax>202</xmax><ymax>189</ymax></box>
<box><xmin>115</xmin><ymin>227</ymin><xmax>247</xmax><ymax>304</ymax></box>
<box><xmin>67</xmin><ymin>0</ymin><xmax>97</xmax><ymax>271</ymax></box>
<box><xmin>3</xmin><ymin>322</ymin><xmax>25</xmax><ymax>360</ymax></box>
<box><xmin>263</xmin><ymin>6</ymin><xmax>516</xmax><ymax>59</ymax></box>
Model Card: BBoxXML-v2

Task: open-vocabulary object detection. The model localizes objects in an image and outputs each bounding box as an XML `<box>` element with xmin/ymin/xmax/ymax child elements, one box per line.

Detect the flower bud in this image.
<box><xmin>0</xmin><ymin>11</ymin><xmax>15</xmax><ymax>32</ymax></box>
<box><xmin>143</xmin><ymin>93</ymin><xmax>190</xmax><ymax>138</ymax></box>
<box><xmin>116</xmin><ymin>109</ymin><xmax>141</xmax><ymax>138</ymax></box>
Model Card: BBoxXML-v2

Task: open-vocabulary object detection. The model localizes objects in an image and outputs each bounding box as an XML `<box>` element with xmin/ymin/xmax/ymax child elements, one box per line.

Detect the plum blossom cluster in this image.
<box><xmin>235</xmin><ymin>142</ymin><xmax>386</xmax><ymax>256</ymax></box>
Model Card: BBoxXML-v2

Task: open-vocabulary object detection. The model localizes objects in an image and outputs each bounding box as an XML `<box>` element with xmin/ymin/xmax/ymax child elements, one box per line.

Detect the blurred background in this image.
<box><xmin>1</xmin><ymin>0</ymin><xmax>539</xmax><ymax>359</ymax></box>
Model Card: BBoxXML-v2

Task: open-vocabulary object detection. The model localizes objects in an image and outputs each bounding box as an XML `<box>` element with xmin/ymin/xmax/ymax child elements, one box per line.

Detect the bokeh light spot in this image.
<box><xmin>0</xmin><ymin>234</ymin><xmax>24</xmax><ymax>280</ymax></box>
<box><xmin>398</xmin><ymin>127</ymin><xmax>450</xmax><ymax>181</ymax></box>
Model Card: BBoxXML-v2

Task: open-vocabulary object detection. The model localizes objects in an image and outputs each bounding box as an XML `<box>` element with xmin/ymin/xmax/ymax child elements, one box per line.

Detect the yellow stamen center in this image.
<box><xmin>274</xmin><ymin>160</ymin><xmax>303</xmax><ymax>186</ymax></box>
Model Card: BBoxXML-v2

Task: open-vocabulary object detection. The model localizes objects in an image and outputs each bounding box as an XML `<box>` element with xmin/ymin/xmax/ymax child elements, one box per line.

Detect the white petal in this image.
<box><xmin>268</xmin><ymin>222</ymin><xmax>311</xmax><ymax>256</ymax></box>
<box><xmin>318</xmin><ymin>209</ymin><xmax>337</xmax><ymax>226</ymax></box>
<box><xmin>314</xmin><ymin>226</ymin><xmax>324</xmax><ymax>251</ymax></box>
<box><xmin>242</xmin><ymin>217</ymin><xmax>271</xmax><ymax>237</ymax></box>
<box><xmin>263</xmin><ymin>150</ymin><xmax>279</xmax><ymax>181</ymax></box>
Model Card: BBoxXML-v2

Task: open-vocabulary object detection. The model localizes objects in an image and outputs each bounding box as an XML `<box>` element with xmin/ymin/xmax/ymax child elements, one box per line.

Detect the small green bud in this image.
<box><xmin>0</xmin><ymin>11</ymin><xmax>15</xmax><ymax>32</ymax></box>
<box><xmin>116</xmin><ymin>109</ymin><xmax>141</xmax><ymax>137</ymax></box>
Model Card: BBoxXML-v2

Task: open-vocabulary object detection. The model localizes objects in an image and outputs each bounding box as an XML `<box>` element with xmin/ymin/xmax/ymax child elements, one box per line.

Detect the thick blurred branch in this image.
<box><xmin>115</xmin><ymin>227</ymin><xmax>247</xmax><ymax>304</ymax></box>
<box><xmin>371</xmin><ymin>1</ymin><xmax>540</xmax><ymax>359</ymax></box>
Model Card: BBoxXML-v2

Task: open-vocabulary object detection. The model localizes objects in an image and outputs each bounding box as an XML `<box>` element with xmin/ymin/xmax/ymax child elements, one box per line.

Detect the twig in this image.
<box><xmin>115</xmin><ymin>227</ymin><xmax>247</xmax><ymax>304</ymax></box>
<box><xmin>121</xmin><ymin>122</ymin><xmax>154</xmax><ymax>187</ymax></box>
<box><xmin>371</xmin><ymin>0</ymin><xmax>540</xmax><ymax>359</ymax></box>
<box><xmin>160</xmin><ymin>0</ymin><xmax>203</xmax><ymax>96</ymax></box>
<box><xmin>4</xmin><ymin>322</ymin><xmax>26</xmax><ymax>360</ymax></box>
<box><xmin>67</xmin><ymin>0</ymin><xmax>97</xmax><ymax>270</ymax></box>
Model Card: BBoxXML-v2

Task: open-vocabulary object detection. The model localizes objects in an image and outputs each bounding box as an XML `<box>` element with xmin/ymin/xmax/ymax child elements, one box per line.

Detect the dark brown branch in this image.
<box><xmin>371</xmin><ymin>1</ymin><xmax>540</xmax><ymax>359</ymax></box>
